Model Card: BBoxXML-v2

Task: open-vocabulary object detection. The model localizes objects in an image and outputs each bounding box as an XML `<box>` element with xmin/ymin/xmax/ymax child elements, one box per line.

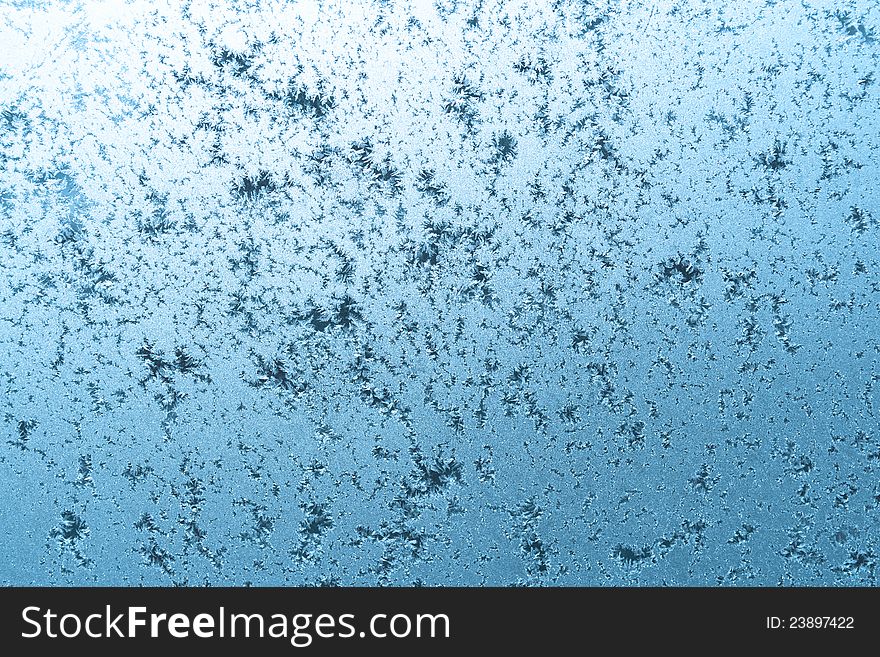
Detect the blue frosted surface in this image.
<box><xmin>1</xmin><ymin>0</ymin><xmax>878</xmax><ymax>585</ymax></box>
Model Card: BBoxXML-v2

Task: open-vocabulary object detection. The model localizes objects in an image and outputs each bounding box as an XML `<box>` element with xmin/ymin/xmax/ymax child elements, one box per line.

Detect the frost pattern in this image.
<box><xmin>1</xmin><ymin>0</ymin><xmax>879</xmax><ymax>585</ymax></box>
